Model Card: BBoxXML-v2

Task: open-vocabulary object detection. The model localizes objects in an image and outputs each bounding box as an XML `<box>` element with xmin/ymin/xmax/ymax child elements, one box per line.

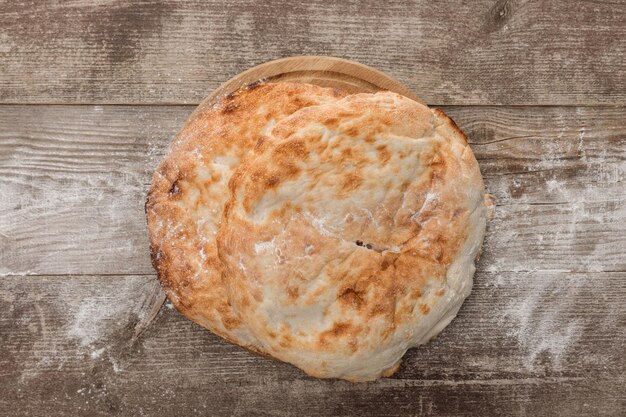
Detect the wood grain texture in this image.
<box><xmin>197</xmin><ymin>56</ymin><xmax>425</xmax><ymax>106</ymax></box>
<box><xmin>2</xmin><ymin>0</ymin><xmax>624</xmax><ymax>414</ymax></box>
<box><xmin>1</xmin><ymin>273</ymin><xmax>624</xmax><ymax>416</ymax></box>
<box><xmin>1</xmin><ymin>0</ymin><xmax>625</xmax><ymax>105</ymax></box>
<box><xmin>1</xmin><ymin>105</ymin><xmax>624</xmax><ymax>275</ymax></box>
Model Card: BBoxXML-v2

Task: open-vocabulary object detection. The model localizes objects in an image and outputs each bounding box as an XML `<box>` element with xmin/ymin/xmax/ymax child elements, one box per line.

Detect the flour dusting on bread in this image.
<box><xmin>147</xmin><ymin>82</ymin><xmax>489</xmax><ymax>381</ymax></box>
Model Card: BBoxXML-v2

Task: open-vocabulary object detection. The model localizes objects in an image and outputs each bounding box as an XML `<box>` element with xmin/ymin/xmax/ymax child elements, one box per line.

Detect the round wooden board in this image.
<box><xmin>197</xmin><ymin>56</ymin><xmax>424</xmax><ymax>110</ymax></box>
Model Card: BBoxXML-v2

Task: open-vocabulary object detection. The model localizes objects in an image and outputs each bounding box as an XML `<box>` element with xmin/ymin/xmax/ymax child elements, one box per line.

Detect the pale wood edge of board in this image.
<box><xmin>193</xmin><ymin>56</ymin><xmax>425</xmax><ymax>118</ymax></box>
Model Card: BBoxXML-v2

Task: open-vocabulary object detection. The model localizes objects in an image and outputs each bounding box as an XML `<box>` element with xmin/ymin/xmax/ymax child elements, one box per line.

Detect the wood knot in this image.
<box><xmin>485</xmin><ymin>0</ymin><xmax>513</xmax><ymax>33</ymax></box>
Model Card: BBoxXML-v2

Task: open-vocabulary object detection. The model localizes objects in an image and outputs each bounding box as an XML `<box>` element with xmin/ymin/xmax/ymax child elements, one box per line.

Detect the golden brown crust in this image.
<box><xmin>147</xmin><ymin>84</ymin><xmax>488</xmax><ymax>382</ymax></box>
<box><xmin>146</xmin><ymin>82</ymin><xmax>347</xmax><ymax>346</ymax></box>
<box><xmin>217</xmin><ymin>92</ymin><xmax>488</xmax><ymax>381</ymax></box>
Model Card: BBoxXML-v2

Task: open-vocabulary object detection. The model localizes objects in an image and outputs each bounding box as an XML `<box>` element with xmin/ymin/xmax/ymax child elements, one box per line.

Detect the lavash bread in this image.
<box><xmin>217</xmin><ymin>92</ymin><xmax>488</xmax><ymax>381</ymax></box>
<box><xmin>146</xmin><ymin>82</ymin><xmax>346</xmax><ymax>347</ymax></box>
<box><xmin>147</xmin><ymin>82</ymin><xmax>489</xmax><ymax>382</ymax></box>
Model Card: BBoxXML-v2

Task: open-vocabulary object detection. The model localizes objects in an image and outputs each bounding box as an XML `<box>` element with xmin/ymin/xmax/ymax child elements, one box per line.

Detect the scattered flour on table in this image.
<box><xmin>482</xmin><ymin>117</ymin><xmax>624</xmax><ymax>370</ymax></box>
<box><xmin>66</xmin><ymin>278</ymin><xmax>146</xmax><ymax>348</ymax></box>
<box><xmin>18</xmin><ymin>277</ymin><xmax>155</xmax><ymax>383</ymax></box>
<box><xmin>484</xmin><ymin>215</ymin><xmax>585</xmax><ymax>369</ymax></box>
<box><xmin>500</xmin><ymin>273</ymin><xmax>583</xmax><ymax>369</ymax></box>
<box><xmin>90</xmin><ymin>347</ymin><xmax>105</xmax><ymax>359</ymax></box>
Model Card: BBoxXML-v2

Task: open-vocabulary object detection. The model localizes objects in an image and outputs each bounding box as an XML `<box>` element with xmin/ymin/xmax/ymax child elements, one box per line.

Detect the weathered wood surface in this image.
<box><xmin>1</xmin><ymin>104</ymin><xmax>624</xmax><ymax>415</ymax></box>
<box><xmin>1</xmin><ymin>0</ymin><xmax>625</xmax><ymax>105</ymax></box>
<box><xmin>2</xmin><ymin>0</ymin><xmax>625</xmax><ymax>415</ymax></box>
<box><xmin>1</xmin><ymin>272</ymin><xmax>624</xmax><ymax>416</ymax></box>
<box><xmin>1</xmin><ymin>105</ymin><xmax>624</xmax><ymax>276</ymax></box>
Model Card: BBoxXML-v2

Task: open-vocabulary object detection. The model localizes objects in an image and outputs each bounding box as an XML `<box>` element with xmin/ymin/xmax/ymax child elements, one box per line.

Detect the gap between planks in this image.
<box><xmin>0</xmin><ymin>103</ymin><xmax>624</xmax><ymax>108</ymax></box>
<box><xmin>3</xmin><ymin>269</ymin><xmax>625</xmax><ymax>278</ymax></box>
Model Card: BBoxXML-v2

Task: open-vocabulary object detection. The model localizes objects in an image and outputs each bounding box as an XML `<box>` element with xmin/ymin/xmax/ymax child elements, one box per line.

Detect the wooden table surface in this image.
<box><xmin>1</xmin><ymin>1</ymin><xmax>625</xmax><ymax>416</ymax></box>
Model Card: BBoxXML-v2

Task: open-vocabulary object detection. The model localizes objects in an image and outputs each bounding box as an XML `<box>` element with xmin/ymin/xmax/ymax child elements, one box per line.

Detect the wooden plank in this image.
<box><xmin>0</xmin><ymin>0</ymin><xmax>624</xmax><ymax>105</ymax></box>
<box><xmin>1</xmin><ymin>105</ymin><xmax>624</xmax><ymax>275</ymax></box>
<box><xmin>1</xmin><ymin>273</ymin><xmax>624</xmax><ymax>416</ymax></box>
<box><xmin>0</xmin><ymin>105</ymin><xmax>186</xmax><ymax>276</ymax></box>
<box><xmin>452</xmin><ymin>105</ymin><xmax>626</xmax><ymax>204</ymax></box>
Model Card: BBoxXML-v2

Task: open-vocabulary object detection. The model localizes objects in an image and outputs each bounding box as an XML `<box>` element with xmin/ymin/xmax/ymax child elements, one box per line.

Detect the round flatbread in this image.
<box><xmin>218</xmin><ymin>92</ymin><xmax>488</xmax><ymax>381</ymax></box>
<box><xmin>146</xmin><ymin>82</ymin><xmax>346</xmax><ymax>347</ymax></box>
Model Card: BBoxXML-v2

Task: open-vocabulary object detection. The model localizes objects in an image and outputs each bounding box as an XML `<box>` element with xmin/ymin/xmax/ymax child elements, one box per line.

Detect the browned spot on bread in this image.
<box><xmin>338</xmin><ymin>286</ymin><xmax>365</xmax><ymax>310</ymax></box>
<box><xmin>274</xmin><ymin>140</ymin><xmax>308</xmax><ymax>160</ymax></box>
<box><xmin>430</xmin><ymin>152</ymin><xmax>444</xmax><ymax>166</ymax></box>
<box><xmin>380</xmin><ymin>259</ymin><xmax>392</xmax><ymax>271</ymax></box>
<box><xmin>266</xmin><ymin>175</ymin><xmax>280</xmax><ymax>188</ymax></box>
<box><xmin>210</xmin><ymin>170</ymin><xmax>222</xmax><ymax>182</ymax></box>
<box><xmin>452</xmin><ymin>208</ymin><xmax>465</xmax><ymax>219</ymax></box>
<box><xmin>344</xmin><ymin>126</ymin><xmax>359</xmax><ymax>137</ymax></box>
<box><xmin>290</xmin><ymin>97</ymin><xmax>304</xmax><ymax>108</ymax></box>
<box><xmin>381</xmin><ymin>252</ymin><xmax>400</xmax><ymax>271</ymax></box>
<box><xmin>435</xmin><ymin>245</ymin><xmax>445</xmax><ymax>262</ymax></box>
<box><xmin>268</xmin><ymin>202</ymin><xmax>298</xmax><ymax>223</ymax></box>
<box><xmin>286</xmin><ymin>286</ymin><xmax>300</xmax><ymax>302</ymax></box>
<box><xmin>411</xmin><ymin>288</ymin><xmax>422</xmax><ymax>299</ymax></box>
<box><xmin>280</xmin><ymin>162</ymin><xmax>301</xmax><ymax>179</ymax></box>
<box><xmin>251</xmin><ymin>167</ymin><xmax>269</xmax><ymax>183</ymax></box>
<box><xmin>255</xmin><ymin>136</ymin><xmax>267</xmax><ymax>150</ymax></box>
<box><xmin>220</xmin><ymin>311</ymin><xmax>242</xmax><ymax>330</ymax></box>
<box><xmin>368</xmin><ymin>303</ymin><xmax>388</xmax><ymax>318</ymax></box>
<box><xmin>252</xmin><ymin>287</ymin><xmax>263</xmax><ymax>302</ymax></box>
<box><xmin>436</xmin><ymin>288</ymin><xmax>446</xmax><ymax>296</ymax></box>
<box><xmin>277</xmin><ymin>328</ymin><xmax>294</xmax><ymax>349</ymax></box>
<box><xmin>397</xmin><ymin>302</ymin><xmax>416</xmax><ymax>319</ymax></box>
<box><xmin>323</xmin><ymin>322</ymin><xmax>352</xmax><ymax>338</ymax></box>
<box><xmin>324</xmin><ymin>117</ymin><xmax>339</xmax><ymax>128</ymax></box>
<box><xmin>376</xmin><ymin>144</ymin><xmax>391</xmax><ymax>164</ymax></box>
<box><xmin>222</xmin><ymin>102</ymin><xmax>238</xmax><ymax>113</ymax></box>
<box><xmin>340</xmin><ymin>172</ymin><xmax>363</xmax><ymax>194</ymax></box>
<box><xmin>420</xmin><ymin>304</ymin><xmax>430</xmax><ymax>315</ymax></box>
<box><xmin>363</xmin><ymin>134</ymin><xmax>375</xmax><ymax>143</ymax></box>
<box><xmin>240</xmin><ymin>295</ymin><xmax>251</xmax><ymax>308</ymax></box>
